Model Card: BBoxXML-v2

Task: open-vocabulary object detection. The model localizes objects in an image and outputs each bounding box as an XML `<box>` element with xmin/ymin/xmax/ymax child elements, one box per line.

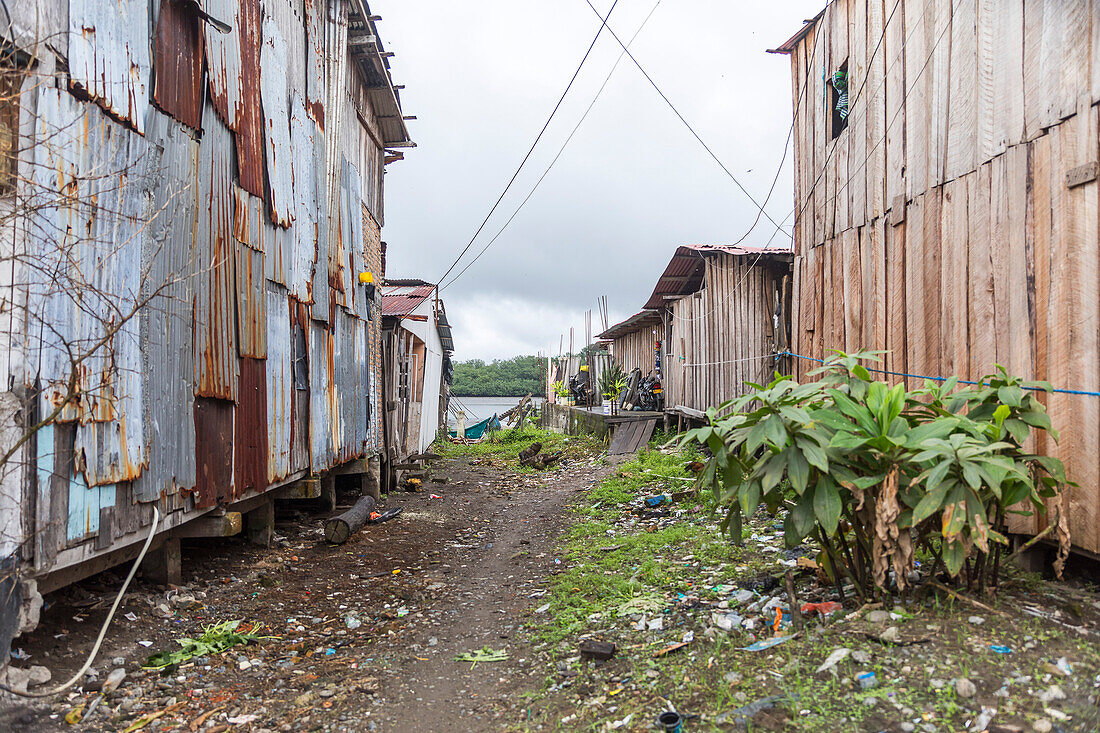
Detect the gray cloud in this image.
<box><xmin>377</xmin><ymin>0</ymin><xmax>823</xmax><ymax>360</ymax></box>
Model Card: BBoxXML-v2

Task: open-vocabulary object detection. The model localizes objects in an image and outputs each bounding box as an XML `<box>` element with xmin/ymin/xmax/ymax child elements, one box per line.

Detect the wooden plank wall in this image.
<box><xmin>786</xmin><ymin>0</ymin><xmax>1100</xmax><ymax>553</ymax></box>
<box><xmin>666</xmin><ymin>254</ymin><xmax>789</xmax><ymax>414</ymax></box>
<box><xmin>611</xmin><ymin>329</ymin><xmax>658</xmax><ymax>379</ymax></box>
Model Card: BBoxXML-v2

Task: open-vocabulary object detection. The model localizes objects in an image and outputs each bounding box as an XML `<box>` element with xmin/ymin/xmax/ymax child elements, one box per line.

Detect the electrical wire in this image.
<box><xmin>581</xmin><ymin>0</ymin><xmax>787</xmax><ymax>233</ymax></box>
<box><xmin>0</xmin><ymin>508</ymin><xmax>160</xmax><ymax>698</ymax></box>
<box><xmin>433</xmin><ymin>0</ymin><xmax>622</xmax><ymax>291</ymax></box>
<box><xmin>438</xmin><ymin>0</ymin><xmax>664</xmax><ymax>293</ymax></box>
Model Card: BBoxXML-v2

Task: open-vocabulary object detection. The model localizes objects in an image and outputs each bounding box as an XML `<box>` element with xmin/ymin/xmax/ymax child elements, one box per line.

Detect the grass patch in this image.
<box><xmin>433</xmin><ymin>426</ymin><xmax>602</xmax><ymax>468</ymax></box>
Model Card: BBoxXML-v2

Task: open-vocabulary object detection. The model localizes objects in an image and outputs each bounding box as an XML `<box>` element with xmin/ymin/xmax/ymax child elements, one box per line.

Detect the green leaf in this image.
<box><xmin>813</xmin><ymin>477</ymin><xmax>842</xmax><ymax>535</ymax></box>
<box><xmin>942</xmin><ymin>539</ymin><xmax>966</xmax><ymax>576</ymax></box>
<box><xmin>761</xmin><ymin>454</ymin><xmax>786</xmax><ymax>493</ymax></box>
<box><xmin>740</xmin><ymin>482</ymin><xmax>762</xmax><ymax>517</ymax></box>
<box><xmin>763</xmin><ymin>414</ymin><xmax>788</xmax><ymax>447</ymax></box>
<box><xmin>913</xmin><ymin>480</ymin><xmax>952</xmax><ymax>523</ymax></box>
<box><xmin>788</xmin><ymin>447</ymin><xmax>809</xmax><ymax>492</ymax></box>
<box><xmin>796</xmin><ymin>435</ymin><xmax>829</xmax><ymax>472</ymax></box>
<box><xmin>746</xmin><ymin>421</ymin><xmax>768</xmax><ymax>453</ymax></box>
<box><xmin>997</xmin><ymin>385</ymin><xmax>1024</xmax><ymax>407</ymax></box>
<box><xmin>785</xmin><ymin>490</ymin><xmax>816</xmax><ymax>546</ymax></box>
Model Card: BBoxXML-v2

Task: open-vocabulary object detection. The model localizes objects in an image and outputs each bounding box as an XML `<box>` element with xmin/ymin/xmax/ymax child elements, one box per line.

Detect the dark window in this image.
<box><xmin>830</xmin><ymin>61</ymin><xmax>849</xmax><ymax>141</ymax></box>
<box><xmin>293</xmin><ymin>324</ymin><xmax>309</xmax><ymax>390</ymax></box>
<box><xmin>0</xmin><ymin>66</ymin><xmax>23</xmax><ymax>196</ymax></box>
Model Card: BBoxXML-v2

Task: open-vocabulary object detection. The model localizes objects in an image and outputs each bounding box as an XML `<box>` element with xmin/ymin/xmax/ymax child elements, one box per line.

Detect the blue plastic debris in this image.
<box><xmin>989</xmin><ymin>645</ymin><xmax>1012</xmax><ymax>654</ymax></box>
<box><xmin>740</xmin><ymin>635</ymin><xmax>794</xmax><ymax>652</ymax></box>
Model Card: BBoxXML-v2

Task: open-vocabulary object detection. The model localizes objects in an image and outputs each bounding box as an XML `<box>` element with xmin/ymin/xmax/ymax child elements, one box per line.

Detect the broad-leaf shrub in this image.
<box><xmin>682</xmin><ymin>351</ymin><xmax>1071</xmax><ymax>600</ymax></box>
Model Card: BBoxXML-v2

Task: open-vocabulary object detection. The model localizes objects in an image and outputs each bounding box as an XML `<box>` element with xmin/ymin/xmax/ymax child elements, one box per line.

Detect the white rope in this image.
<box><xmin>0</xmin><ymin>507</ymin><xmax>160</xmax><ymax>698</ymax></box>
<box><xmin>673</xmin><ymin>354</ymin><xmax>775</xmax><ymax>368</ymax></box>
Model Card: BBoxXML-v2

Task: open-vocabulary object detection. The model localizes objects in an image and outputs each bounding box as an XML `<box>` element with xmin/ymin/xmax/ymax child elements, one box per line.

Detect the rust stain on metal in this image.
<box><xmin>153</xmin><ymin>0</ymin><xmax>206</xmax><ymax>130</ymax></box>
<box><xmin>234</xmin><ymin>357</ymin><xmax>269</xmax><ymax>495</ymax></box>
<box><xmin>193</xmin><ymin>397</ymin><xmax>234</xmax><ymax>508</ymax></box>
<box><xmin>304</xmin><ymin>0</ymin><xmax>326</xmax><ymax>129</ymax></box>
<box><xmin>235</xmin><ymin>0</ymin><xmax>265</xmax><ymax>197</ymax></box>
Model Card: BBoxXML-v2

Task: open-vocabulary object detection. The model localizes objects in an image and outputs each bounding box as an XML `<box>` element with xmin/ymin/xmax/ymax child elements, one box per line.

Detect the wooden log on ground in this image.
<box><xmin>324</xmin><ymin>495</ymin><xmax>378</xmax><ymax>544</ymax></box>
<box><xmin>521</xmin><ymin>450</ymin><xmax>562</xmax><ymax>470</ymax></box>
<box><xmin>518</xmin><ymin>442</ymin><xmax>543</xmax><ymax>463</ymax></box>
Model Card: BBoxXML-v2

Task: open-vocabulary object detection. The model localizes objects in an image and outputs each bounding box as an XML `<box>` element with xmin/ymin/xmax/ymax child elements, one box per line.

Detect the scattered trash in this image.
<box><xmin>816</xmin><ymin>647</ymin><xmax>851</xmax><ymax>673</ymax></box>
<box><xmin>64</xmin><ymin>704</ymin><xmax>85</xmax><ymax>725</ymax></box>
<box><xmin>123</xmin><ymin>612</ymin><xmax>138</xmax><ymax>622</ymax></box>
<box><xmin>616</xmin><ymin>595</ymin><xmax>663</xmax><ymax>616</ymax></box>
<box><xmin>857</xmin><ymin>671</ymin><xmax>878</xmax><ymax>689</ymax></box>
<box><xmin>656</xmin><ymin>710</ymin><xmax>683</xmax><ymax>732</ymax></box>
<box><xmin>121</xmin><ymin>701</ymin><xmax>187</xmax><ymax>732</ymax></box>
<box><xmin>644</xmin><ymin>494</ymin><xmax>670</xmax><ymax>508</ymax></box>
<box><xmin>800</xmin><ymin>601</ymin><xmax>843</xmax><ymax>617</ymax></box>
<box><xmin>535</xmin><ymin>603</ymin><xmax>551</xmax><ymax>613</ymax></box>
<box><xmin>740</xmin><ymin>635</ymin><xmax>795</xmax><ymax>652</ymax></box>
<box><xmin>1044</xmin><ymin>657</ymin><xmax>1073</xmax><ymax>677</ymax></box>
<box><xmin>143</xmin><ymin>620</ymin><xmax>274</xmax><ymax>669</ymax></box>
<box><xmin>968</xmin><ymin>615</ymin><xmax>986</xmax><ymax>625</ymax></box>
<box><xmin>714</xmin><ymin>695</ymin><xmax>793</xmax><ymax>727</ymax></box>
<box><xmin>712</xmin><ymin>612</ymin><xmax>743</xmax><ymax>631</ymax></box>
<box><xmin>955</xmin><ymin>677</ymin><xmax>977</xmax><ymax>698</ymax></box>
<box><xmin>429</xmin><ymin>494</ymin><xmax>442</xmax><ymax>500</ymax></box>
<box><xmin>989</xmin><ymin>644</ymin><xmax>1012</xmax><ymax>654</ymax></box>
<box><xmin>646</xmin><ymin>617</ymin><xmax>664</xmax><ymax>631</ymax></box>
<box><xmin>368</xmin><ymin>507</ymin><xmax>403</xmax><ymax>524</ymax></box>
<box><xmin>973</xmin><ymin>707</ymin><xmax>997</xmax><ymax>730</ymax></box>
<box><xmin>345</xmin><ymin>614</ymin><xmax>362</xmax><ymax>629</ymax></box>
<box><xmin>653</xmin><ymin>641</ymin><xmax>690</xmax><ymax>657</ymax></box>
<box><xmin>102</xmin><ymin>668</ymin><xmax>126</xmax><ymax>694</ymax></box>
<box><xmin>9</xmin><ymin>647</ymin><xmax>29</xmax><ymax>660</ymax></box>
<box><xmin>453</xmin><ymin>646</ymin><xmax>508</xmax><ymax>668</ymax></box>
<box><xmin>137</xmin><ymin>641</ymin><xmax>153</xmax><ymax>647</ymax></box>
<box><xmin>579</xmin><ymin>639</ymin><xmax>617</xmax><ymax>661</ymax></box>
<box><xmin>226</xmin><ymin>714</ymin><xmax>260</xmax><ymax>725</ymax></box>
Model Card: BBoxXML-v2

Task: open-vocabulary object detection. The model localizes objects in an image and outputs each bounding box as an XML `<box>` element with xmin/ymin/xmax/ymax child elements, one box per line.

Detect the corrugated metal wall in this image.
<box><xmin>12</xmin><ymin>0</ymin><xmax>390</xmax><ymax>579</ymax></box>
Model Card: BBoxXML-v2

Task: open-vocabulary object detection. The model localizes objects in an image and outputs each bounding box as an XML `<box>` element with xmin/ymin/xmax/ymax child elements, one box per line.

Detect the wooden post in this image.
<box><xmin>245</xmin><ymin>500</ymin><xmax>274</xmax><ymax>547</ymax></box>
<box><xmin>320</xmin><ymin>474</ymin><xmax>336</xmax><ymax>513</ymax></box>
<box><xmin>364</xmin><ymin>455</ymin><xmax>382</xmax><ymax>501</ymax></box>
<box><xmin>142</xmin><ymin>537</ymin><xmax>181</xmax><ymax>587</ymax></box>
<box><xmin>324</xmin><ymin>495</ymin><xmax>377</xmax><ymax>544</ymax></box>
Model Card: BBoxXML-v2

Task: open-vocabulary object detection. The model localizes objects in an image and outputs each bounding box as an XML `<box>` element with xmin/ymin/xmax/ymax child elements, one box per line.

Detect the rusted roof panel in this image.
<box><xmin>309</xmin><ymin>321</ymin><xmax>335</xmax><ymax>470</ymax></box>
<box><xmin>153</xmin><ymin>0</ymin><xmax>206</xmax><ymax>130</ymax></box>
<box><xmin>236</xmin><ymin>241</ymin><xmax>267</xmax><ymax>358</ymax></box>
<box><xmin>68</xmin><ymin>0</ymin><xmax>150</xmax><ymax>133</ymax></box>
<box><xmin>381</xmin><ymin>283</ymin><xmax>435</xmax><ymax>317</ymax></box>
<box><xmin>260</xmin><ymin>15</ymin><xmax>295</xmax><ymax>228</ymax></box>
<box><xmin>767</xmin><ymin>9</ymin><xmax>824</xmax><ymax>55</ymax></box>
<box><xmin>133</xmin><ymin>110</ymin><xmax>199</xmax><ymax>502</ymax></box>
<box><xmin>642</xmin><ymin>245</ymin><xmax>794</xmax><ymax>310</ymax></box>
<box><xmin>234</xmin><ymin>0</ymin><xmax>265</xmax><ymax>197</ymax></box>
<box><xmin>290</xmin><ymin>96</ymin><xmax>320</xmax><ymax>302</ymax></box>
<box><xmin>205</xmin><ymin>0</ymin><xmax>242</xmax><ymax>128</ymax></box>
<box><xmin>304</xmin><ymin>0</ymin><xmax>326</xmax><ymax>128</ymax></box>
<box><xmin>194</xmin><ymin>103</ymin><xmax>239</xmax><ymax>401</ymax></box>
<box><xmin>234</xmin><ymin>357</ymin><xmax>269</xmax><ymax>494</ymax></box>
<box><xmin>266</xmin><ymin>284</ymin><xmax>293</xmax><ymax>482</ymax></box>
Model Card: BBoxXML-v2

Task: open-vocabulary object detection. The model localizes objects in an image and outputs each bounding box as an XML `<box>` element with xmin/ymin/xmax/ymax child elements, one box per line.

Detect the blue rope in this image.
<box><xmin>777</xmin><ymin>351</ymin><xmax>1100</xmax><ymax>398</ymax></box>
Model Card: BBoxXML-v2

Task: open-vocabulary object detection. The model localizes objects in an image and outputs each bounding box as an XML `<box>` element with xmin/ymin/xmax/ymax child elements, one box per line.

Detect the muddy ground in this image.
<box><xmin>0</xmin><ymin>450</ymin><xmax>613</xmax><ymax>732</ymax></box>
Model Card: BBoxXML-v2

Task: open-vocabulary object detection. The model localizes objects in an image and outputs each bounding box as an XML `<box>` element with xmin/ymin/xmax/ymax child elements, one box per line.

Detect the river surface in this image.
<box><xmin>447</xmin><ymin>395</ymin><xmax>545</xmax><ymax>425</ymax></box>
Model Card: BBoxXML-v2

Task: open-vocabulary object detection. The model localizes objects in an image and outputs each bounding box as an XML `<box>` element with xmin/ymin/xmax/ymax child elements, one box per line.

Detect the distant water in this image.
<box><xmin>448</xmin><ymin>395</ymin><xmax>545</xmax><ymax>426</ymax></box>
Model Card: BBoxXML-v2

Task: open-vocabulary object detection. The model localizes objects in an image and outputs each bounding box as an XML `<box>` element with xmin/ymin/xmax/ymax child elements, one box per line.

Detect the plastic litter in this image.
<box><xmin>857</xmin><ymin>671</ymin><xmax>878</xmax><ymax>689</ymax></box>
<box><xmin>740</xmin><ymin>635</ymin><xmax>794</xmax><ymax>652</ymax></box>
<box><xmin>989</xmin><ymin>644</ymin><xmax>1012</xmax><ymax>654</ymax></box>
<box><xmin>816</xmin><ymin>647</ymin><xmax>851</xmax><ymax>673</ymax></box>
<box><xmin>644</xmin><ymin>495</ymin><xmax>670</xmax><ymax>508</ymax></box>
<box><xmin>656</xmin><ymin>710</ymin><xmax>683</xmax><ymax>732</ymax></box>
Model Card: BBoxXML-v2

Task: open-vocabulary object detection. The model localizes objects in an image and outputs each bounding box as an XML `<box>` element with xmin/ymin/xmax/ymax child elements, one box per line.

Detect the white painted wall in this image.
<box><xmin>398</xmin><ymin>295</ymin><xmax>445</xmax><ymax>454</ymax></box>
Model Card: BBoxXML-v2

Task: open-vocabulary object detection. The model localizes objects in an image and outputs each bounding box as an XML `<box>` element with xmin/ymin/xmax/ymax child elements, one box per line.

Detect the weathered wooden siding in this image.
<box><xmin>781</xmin><ymin>0</ymin><xmax>1100</xmax><ymax>554</ymax></box>
<box><xmin>611</xmin><ymin>329</ymin><xmax>658</xmax><ymax>379</ymax></box>
<box><xmin>665</xmin><ymin>254</ymin><xmax>790</xmax><ymax>415</ymax></box>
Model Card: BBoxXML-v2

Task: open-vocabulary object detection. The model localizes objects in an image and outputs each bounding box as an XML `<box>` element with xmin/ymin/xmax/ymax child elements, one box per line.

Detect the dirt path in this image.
<box><xmin>0</xmin><ymin>452</ymin><xmax>611</xmax><ymax>732</ymax></box>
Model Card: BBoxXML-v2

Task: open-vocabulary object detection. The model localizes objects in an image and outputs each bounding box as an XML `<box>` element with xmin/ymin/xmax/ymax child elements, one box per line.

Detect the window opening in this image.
<box><xmin>830</xmin><ymin>61</ymin><xmax>849</xmax><ymax>140</ymax></box>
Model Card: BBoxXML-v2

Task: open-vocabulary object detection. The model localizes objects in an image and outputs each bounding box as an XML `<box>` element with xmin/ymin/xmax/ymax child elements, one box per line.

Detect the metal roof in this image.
<box><xmin>642</xmin><ymin>244</ymin><xmax>793</xmax><ymax>310</ymax></box>
<box><xmin>767</xmin><ymin>8</ymin><xmax>825</xmax><ymax>55</ymax></box>
<box><xmin>598</xmin><ymin>310</ymin><xmax>663</xmax><ymax>340</ymax></box>
<box><xmin>381</xmin><ymin>282</ymin><xmax>435</xmax><ymax>317</ymax></box>
<box><xmin>347</xmin><ymin>0</ymin><xmax>414</xmax><ymax>147</ymax></box>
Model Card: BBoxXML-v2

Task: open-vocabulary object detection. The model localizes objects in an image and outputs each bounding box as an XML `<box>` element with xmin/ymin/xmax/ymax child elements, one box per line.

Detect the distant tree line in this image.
<box><xmin>451</xmin><ymin>355</ymin><xmax>544</xmax><ymax>397</ymax></box>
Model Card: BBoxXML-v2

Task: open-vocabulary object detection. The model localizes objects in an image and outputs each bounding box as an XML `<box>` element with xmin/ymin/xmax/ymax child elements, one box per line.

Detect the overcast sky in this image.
<box><xmin>376</xmin><ymin>0</ymin><xmax>823</xmax><ymax>361</ymax></box>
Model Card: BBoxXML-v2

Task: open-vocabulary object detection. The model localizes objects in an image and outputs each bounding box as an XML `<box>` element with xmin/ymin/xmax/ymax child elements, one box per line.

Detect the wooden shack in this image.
<box><xmin>772</xmin><ymin>0</ymin><xmax>1100</xmax><ymax>555</ymax></box>
<box><xmin>597</xmin><ymin>311</ymin><xmax>663</xmax><ymax>378</ymax></box>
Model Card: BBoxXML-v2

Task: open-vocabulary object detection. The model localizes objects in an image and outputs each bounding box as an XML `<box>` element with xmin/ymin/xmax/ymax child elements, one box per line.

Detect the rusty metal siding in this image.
<box><xmin>205</xmin><ymin>0</ymin><xmax>242</xmax><ymax>128</ymax></box>
<box><xmin>193</xmin><ymin>397</ymin><xmax>234</xmax><ymax>508</ymax></box>
<box><xmin>266</xmin><ymin>284</ymin><xmax>292</xmax><ymax>481</ymax></box>
<box><xmin>133</xmin><ymin>111</ymin><xmax>198</xmax><ymax>502</ymax></box>
<box><xmin>304</xmin><ymin>0</ymin><xmax>325</xmax><ymax>128</ymax></box>
<box><xmin>152</xmin><ymin>0</ymin><xmax>205</xmax><ymax>130</ymax></box>
<box><xmin>340</xmin><ymin>159</ymin><xmax>369</xmax><ymax>320</ymax></box>
<box><xmin>290</xmin><ymin>96</ymin><xmax>320</xmax><ymax>303</ymax></box>
<box><xmin>260</xmin><ymin>15</ymin><xmax>295</xmax><ymax>228</ymax></box>
<box><xmin>309</xmin><ymin>321</ymin><xmax>335</xmax><ymax>470</ymax></box>
<box><xmin>235</xmin><ymin>241</ymin><xmax>267</xmax><ymax>358</ymax></box>
<box><xmin>235</xmin><ymin>0</ymin><xmax>265</xmax><ymax>197</ymax></box>
<box><xmin>234</xmin><ymin>357</ymin><xmax>268</xmax><ymax>494</ymax></box>
<box><xmin>194</xmin><ymin>103</ymin><xmax>239</xmax><ymax>401</ymax></box>
<box><xmin>67</xmin><ymin>0</ymin><xmax>151</xmax><ymax>133</ymax></box>
<box><xmin>290</xmin><ymin>302</ymin><xmax>311</xmax><ymax>471</ymax></box>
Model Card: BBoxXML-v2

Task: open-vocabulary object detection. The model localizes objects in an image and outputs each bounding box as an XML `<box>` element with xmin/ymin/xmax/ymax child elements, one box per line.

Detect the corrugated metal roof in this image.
<box><xmin>347</xmin><ymin>0</ymin><xmax>413</xmax><ymax>147</ymax></box>
<box><xmin>767</xmin><ymin>9</ymin><xmax>825</xmax><ymax>55</ymax></box>
<box><xmin>381</xmin><ymin>283</ymin><xmax>435</xmax><ymax>317</ymax></box>
<box><xmin>642</xmin><ymin>245</ymin><xmax>794</xmax><ymax>310</ymax></box>
<box><xmin>598</xmin><ymin>310</ymin><xmax>663</xmax><ymax>340</ymax></box>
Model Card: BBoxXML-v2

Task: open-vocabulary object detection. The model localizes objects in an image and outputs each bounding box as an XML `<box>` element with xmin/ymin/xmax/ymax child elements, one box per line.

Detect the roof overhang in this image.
<box><xmin>598</xmin><ymin>310</ymin><xmax>663</xmax><ymax>340</ymax></box>
<box><xmin>766</xmin><ymin>8</ymin><xmax>825</xmax><ymax>55</ymax></box>
<box><xmin>642</xmin><ymin>244</ymin><xmax>793</xmax><ymax>310</ymax></box>
<box><xmin>347</xmin><ymin>0</ymin><xmax>414</xmax><ymax>147</ymax></box>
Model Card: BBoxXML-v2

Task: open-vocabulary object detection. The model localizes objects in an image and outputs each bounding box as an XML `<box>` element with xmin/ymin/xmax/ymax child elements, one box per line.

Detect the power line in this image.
<box><xmin>439</xmin><ymin>0</ymin><xmax>664</xmax><ymax>293</ymax></box>
<box><xmin>581</xmin><ymin>0</ymin><xmax>787</xmax><ymax>233</ymax></box>
<box><xmin>433</xmin><ymin>0</ymin><xmax>622</xmax><ymax>289</ymax></box>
